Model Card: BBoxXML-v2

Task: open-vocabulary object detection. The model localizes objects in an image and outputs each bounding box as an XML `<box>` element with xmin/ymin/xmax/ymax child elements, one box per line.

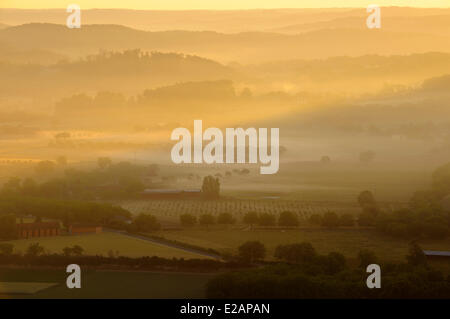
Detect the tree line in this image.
<box><xmin>179</xmin><ymin>210</ymin><xmax>301</xmax><ymax>227</ymax></box>
<box><xmin>0</xmin><ymin>196</ymin><xmax>131</xmax><ymax>240</ymax></box>
<box><xmin>207</xmin><ymin>241</ymin><xmax>450</xmax><ymax>299</ymax></box>
<box><xmin>354</xmin><ymin>162</ymin><xmax>450</xmax><ymax>240</ymax></box>
<box><xmin>0</xmin><ymin>242</ymin><xmax>243</xmax><ymax>272</ymax></box>
<box><xmin>2</xmin><ymin>160</ymin><xmax>159</xmax><ymax>200</ymax></box>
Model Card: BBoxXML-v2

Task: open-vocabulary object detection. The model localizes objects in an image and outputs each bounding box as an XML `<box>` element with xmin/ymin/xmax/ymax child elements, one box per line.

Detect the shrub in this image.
<box><xmin>278</xmin><ymin>211</ymin><xmax>299</xmax><ymax>227</ymax></box>
<box><xmin>26</xmin><ymin>243</ymin><xmax>45</xmax><ymax>257</ymax></box>
<box><xmin>217</xmin><ymin>213</ymin><xmax>235</xmax><ymax>225</ymax></box>
<box><xmin>199</xmin><ymin>213</ymin><xmax>215</xmax><ymax>226</ymax></box>
<box><xmin>308</xmin><ymin>213</ymin><xmax>322</xmax><ymax>225</ymax></box>
<box><xmin>358</xmin><ymin>212</ymin><xmax>376</xmax><ymax>226</ymax></box>
<box><xmin>357</xmin><ymin>190</ymin><xmax>379</xmax><ymax>216</ymax></box>
<box><xmin>339</xmin><ymin>213</ymin><xmax>354</xmax><ymax>226</ymax></box>
<box><xmin>258</xmin><ymin>213</ymin><xmax>276</xmax><ymax>226</ymax></box>
<box><xmin>180</xmin><ymin>214</ymin><xmax>197</xmax><ymax>227</ymax></box>
<box><xmin>274</xmin><ymin>242</ymin><xmax>316</xmax><ymax>263</ymax></box>
<box><xmin>238</xmin><ymin>241</ymin><xmax>266</xmax><ymax>263</ymax></box>
<box><xmin>132</xmin><ymin>214</ymin><xmax>161</xmax><ymax>232</ymax></box>
<box><xmin>63</xmin><ymin>245</ymin><xmax>84</xmax><ymax>257</ymax></box>
<box><xmin>321</xmin><ymin>212</ymin><xmax>340</xmax><ymax>228</ymax></box>
<box><xmin>357</xmin><ymin>249</ymin><xmax>378</xmax><ymax>268</ymax></box>
<box><xmin>324</xmin><ymin>252</ymin><xmax>347</xmax><ymax>275</ymax></box>
<box><xmin>406</xmin><ymin>242</ymin><xmax>427</xmax><ymax>267</ymax></box>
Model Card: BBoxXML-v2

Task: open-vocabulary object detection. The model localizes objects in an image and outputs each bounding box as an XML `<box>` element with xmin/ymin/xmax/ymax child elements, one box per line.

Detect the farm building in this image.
<box><xmin>141</xmin><ymin>189</ymin><xmax>202</xmax><ymax>199</ymax></box>
<box><xmin>423</xmin><ymin>250</ymin><xmax>450</xmax><ymax>260</ymax></box>
<box><xmin>68</xmin><ymin>224</ymin><xmax>102</xmax><ymax>235</ymax></box>
<box><xmin>16</xmin><ymin>222</ymin><xmax>61</xmax><ymax>239</ymax></box>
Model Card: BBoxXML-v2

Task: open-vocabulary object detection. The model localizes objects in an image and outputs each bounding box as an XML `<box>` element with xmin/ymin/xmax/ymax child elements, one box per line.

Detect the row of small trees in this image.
<box><xmin>308</xmin><ymin>211</ymin><xmax>355</xmax><ymax>228</ymax></box>
<box><xmin>0</xmin><ymin>242</ymin><xmax>84</xmax><ymax>257</ymax></box>
<box><xmin>179</xmin><ymin>210</ymin><xmax>355</xmax><ymax>228</ymax></box>
<box><xmin>357</xmin><ymin>185</ymin><xmax>449</xmax><ymax>239</ymax></box>
<box><xmin>180</xmin><ymin>212</ymin><xmax>235</xmax><ymax>226</ymax></box>
<box><xmin>237</xmin><ymin>240</ymin><xmax>427</xmax><ymax>269</ymax></box>
<box><xmin>237</xmin><ymin>241</ymin><xmax>346</xmax><ymax>270</ymax></box>
<box><xmin>0</xmin><ymin>242</ymin><xmax>120</xmax><ymax>259</ymax></box>
<box><xmin>179</xmin><ymin>211</ymin><xmax>302</xmax><ymax>227</ymax></box>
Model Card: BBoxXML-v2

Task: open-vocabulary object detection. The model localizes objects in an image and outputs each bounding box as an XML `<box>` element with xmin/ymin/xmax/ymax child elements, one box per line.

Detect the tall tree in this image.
<box><xmin>202</xmin><ymin>175</ymin><xmax>220</xmax><ymax>199</ymax></box>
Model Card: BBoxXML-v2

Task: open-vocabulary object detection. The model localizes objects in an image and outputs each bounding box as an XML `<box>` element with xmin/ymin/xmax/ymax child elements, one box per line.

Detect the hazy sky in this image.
<box><xmin>2</xmin><ymin>0</ymin><xmax>450</xmax><ymax>10</ymax></box>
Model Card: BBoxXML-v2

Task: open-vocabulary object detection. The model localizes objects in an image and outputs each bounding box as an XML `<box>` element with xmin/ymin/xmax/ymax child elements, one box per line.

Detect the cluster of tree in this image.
<box><xmin>0</xmin><ymin>242</ymin><xmax>81</xmax><ymax>259</ymax></box>
<box><xmin>0</xmin><ymin>207</ymin><xmax>164</xmax><ymax>241</ymax></box>
<box><xmin>356</xmin><ymin>190</ymin><xmax>383</xmax><ymax>228</ymax></box>
<box><xmin>1</xmin><ymin>160</ymin><xmax>159</xmax><ymax>199</ymax></box>
<box><xmin>0</xmin><ymin>195</ymin><xmax>131</xmax><ymax>230</ymax></box>
<box><xmin>355</xmin><ymin>161</ymin><xmax>450</xmax><ymax>240</ymax></box>
<box><xmin>2</xmin><ymin>46</ymin><xmax>233</xmax><ymax>94</ymax></box>
<box><xmin>62</xmin><ymin>245</ymin><xmax>84</xmax><ymax>257</ymax></box>
<box><xmin>128</xmin><ymin>214</ymin><xmax>161</xmax><ymax>232</ymax></box>
<box><xmin>25</xmin><ymin>242</ymin><xmax>46</xmax><ymax>257</ymax></box>
<box><xmin>0</xmin><ymin>243</ymin><xmax>243</xmax><ymax>272</ymax></box>
<box><xmin>373</xmin><ymin>208</ymin><xmax>449</xmax><ymax>239</ymax></box>
<box><xmin>236</xmin><ymin>240</ymin><xmax>347</xmax><ymax>275</ymax></box>
<box><xmin>207</xmin><ymin>241</ymin><xmax>450</xmax><ymax>298</ymax></box>
<box><xmin>55</xmin><ymin>79</ymin><xmax>238</xmax><ymax>120</ymax></box>
<box><xmin>242</xmin><ymin>211</ymin><xmax>299</xmax><ymax>228</ymax></box>
<box><xmin>238</xmin><ymin>241</ymin><xmax>266</xmax><ymax>263</ymax></box>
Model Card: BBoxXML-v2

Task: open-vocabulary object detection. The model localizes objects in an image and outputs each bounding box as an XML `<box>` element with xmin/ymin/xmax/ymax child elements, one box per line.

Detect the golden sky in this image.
<box><xmin>2</xmin><ymin>0</ymin><xmax>450</xmax><ymax>10</ymax></box>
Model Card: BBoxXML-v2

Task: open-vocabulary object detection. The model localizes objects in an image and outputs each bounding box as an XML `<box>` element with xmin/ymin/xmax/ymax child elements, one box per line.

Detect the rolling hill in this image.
<box><xmin>1</xmin><ymin>23</ymin><xmax>450</xmax><ymax>63</ymax></box>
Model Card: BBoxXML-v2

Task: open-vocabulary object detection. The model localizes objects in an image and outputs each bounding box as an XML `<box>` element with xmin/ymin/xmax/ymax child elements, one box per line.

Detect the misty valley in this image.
<box><xmin>0</xmin><ymin>6</ymin><xmax>449</xmax><ymax>300</ymax></box>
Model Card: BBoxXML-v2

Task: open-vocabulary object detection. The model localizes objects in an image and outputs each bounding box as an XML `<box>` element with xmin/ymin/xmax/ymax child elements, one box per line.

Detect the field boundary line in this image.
<box><xmin>104</xmin><ymin>229</ymin><xmax>223</xmax><ymax>260</ymax></box>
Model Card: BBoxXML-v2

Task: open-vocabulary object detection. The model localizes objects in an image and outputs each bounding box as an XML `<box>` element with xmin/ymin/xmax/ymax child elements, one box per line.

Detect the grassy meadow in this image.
<box><xmin>5</xmin><ymin>232</ymin><xmax>208</xmax><ymax>259</ymax></box>
<box><xmin>0</xmin><ymin>268</ymin><xmax>212</xmax><ymax>298</ymax></box>
<box><xmin>153</xmin><ymin>228</ymin><xmax>450</xmax><ymax>263</ymax></box>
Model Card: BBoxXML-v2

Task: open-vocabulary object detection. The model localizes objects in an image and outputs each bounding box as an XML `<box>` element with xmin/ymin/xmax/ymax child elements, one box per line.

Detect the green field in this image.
<box><xmin>0</xmin><ymin>268</ymin><xmax>212</xmax><ymax>299</ymax></box>
<box><xmin>154</xmin><ymin>228</ymin><xmax>450</xmax><ymax>263</ymax></box>
<box><xmin>5</xmin><ymin>232</ymin><xmax>208</xmax><ymax>259</ymax></box>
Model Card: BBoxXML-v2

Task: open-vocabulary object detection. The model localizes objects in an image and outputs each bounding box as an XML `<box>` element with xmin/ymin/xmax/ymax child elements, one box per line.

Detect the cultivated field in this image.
<box><xmin>5</xmin><ymin>232</ymin><xmax>208</xmax><ymax>259</ymax></box>
<box><xmin>111</xmin><ymin>198</ymin><xmax>407</xmax><ymax>227</ymax></box>
<box><xmin>112</xmin><ymin>199</ymin><xmax>370</xmax><ymax>223</ymax></box>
